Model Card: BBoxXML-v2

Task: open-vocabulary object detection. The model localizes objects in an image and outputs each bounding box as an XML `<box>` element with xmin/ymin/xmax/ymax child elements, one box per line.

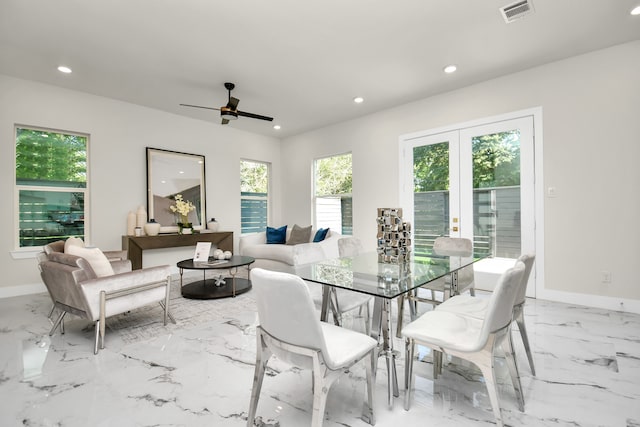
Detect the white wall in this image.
<box><xmin>281</xmin><ymin>41</ymin><xmax>640</xmax><ymax>313</ymax></box>
<box><xmin>0</xmin><ymin>75</ymin><xmax>282</xmax><ymax>296</ymax></box>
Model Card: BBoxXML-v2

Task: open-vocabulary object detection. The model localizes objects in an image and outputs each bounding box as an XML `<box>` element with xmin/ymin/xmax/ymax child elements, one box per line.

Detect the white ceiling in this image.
<box><xmin>1</xmin><ymin>0</ymin><xmax>639</xmax><ymax>138</ymax></box>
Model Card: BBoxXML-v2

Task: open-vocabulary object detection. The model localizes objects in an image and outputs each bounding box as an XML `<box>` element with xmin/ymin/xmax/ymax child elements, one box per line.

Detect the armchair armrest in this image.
<box><xmin>104</xmin><ymin>250</ymin><xmax>128</xmax><ymax>261</ymax></box>
<box><xmin>110</xmin><ymin>259</ymin><xmax>132</xmax><ymax>274</ymax></box>
<box><xmin>79</xmin><ymin>265</ymin><xmax>171</xmax><ymax>321</ymax></box>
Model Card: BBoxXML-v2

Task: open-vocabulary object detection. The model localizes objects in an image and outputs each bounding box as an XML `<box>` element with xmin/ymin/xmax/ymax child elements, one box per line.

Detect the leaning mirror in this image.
<box><xmin>146</xmin><ymin>148</ymin><xmax>206</xmax><ymax>232</ymax></box>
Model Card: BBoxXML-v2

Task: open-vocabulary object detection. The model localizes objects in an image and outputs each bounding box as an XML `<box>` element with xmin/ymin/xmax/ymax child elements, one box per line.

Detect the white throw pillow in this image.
<box><xmin>65</xmin><ymin>245</ymin><xmax>115</xmax><ymax>277</ymax></box>
<box><xmin>64</xmin><ymin>236</ymin><xmax>85</xmax><ymax>252</ymax></box>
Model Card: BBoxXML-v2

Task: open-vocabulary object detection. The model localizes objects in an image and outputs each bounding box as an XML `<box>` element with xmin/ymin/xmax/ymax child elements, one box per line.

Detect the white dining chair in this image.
<box><xmin>402</xmin><ymin>262</ymin><xmax>526</xmax><ymax>427</ymax></box>
<box><xmin>396</xmin><ymin>236</ymin><xmax>476</xmax><ymax>337</ymax></box>
<box><xmin>247</xmin><ymin>268</ymin><xmax>377</xmax><ymax>427</ymax></box>
<box><xmin>436</xmin><ymin>253</ymin><xmax>537</xmax><ymax>375</ymax></box>
<box><xmin>308</xmin><ymin>237</ymin><xmax>372</xmax><ymax>334</ymax></box>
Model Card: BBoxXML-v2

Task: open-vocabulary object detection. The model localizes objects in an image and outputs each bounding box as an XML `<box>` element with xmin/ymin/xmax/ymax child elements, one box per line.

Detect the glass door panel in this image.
<box><xmin>403</xmin><ymin>116</ymin><xmax>535</xmax><ymax>296</ymax></box>
<box><xmin>460</xmin><ymin>116</ymin><xmax>534</xmax><ymax>295</ymax></box>
<box><xmin>403</xmin><ymin>131</ymin><xmax>459</xmax><ymax>259</ymax></box>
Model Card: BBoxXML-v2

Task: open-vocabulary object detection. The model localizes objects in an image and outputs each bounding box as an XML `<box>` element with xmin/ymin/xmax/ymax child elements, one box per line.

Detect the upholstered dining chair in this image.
<box><xmin>247</xmin><ymin>268</ymin><xmax>377</xmax><ymax>427</ymax></box>
<box><xmin>396</xmin><ymin>236</ymin><xmax>476</xmax><ymax>337</ymax></box>
<box><xmin>402</xmin><ymin>262</ymin><xmax>526</xmax><ymax>427</ymax></box>
<box><xmin>436</xmin><ymin>253</ymin><xmax>537</xmax><ymax>375</ymax></box>
<box><xmin>307</xmin><ymin>237</ymin><xmax>372</xmax><ymax>334</ymax></box>
<box><xmin>38</xmin><ymin>240</ymin><xmax>174</xmax><ymax>354</ymax></box>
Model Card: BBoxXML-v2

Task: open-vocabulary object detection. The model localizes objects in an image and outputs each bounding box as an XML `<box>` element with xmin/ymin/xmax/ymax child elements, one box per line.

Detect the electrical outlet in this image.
<box><xmin>601</xmin><ymin>270</ymin><xmax>612</xmax><ymax>284</ymax></box>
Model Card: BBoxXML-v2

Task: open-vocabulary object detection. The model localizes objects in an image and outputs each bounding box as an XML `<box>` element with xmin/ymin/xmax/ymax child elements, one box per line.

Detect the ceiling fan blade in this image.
<box><xmin>179</xmin><ymin>103</ymin><xmax>220</xmax><ymax>111</ymax></box>
<box><xmin>237</xmin><ymin>110</ymin><xmax>274</xmax><ymax>121</ymax></box>
<box><xmin>222</xmin><ymin>118</ymin><xmax>229</xmax><ymax>125</ymax></box>
<box><xmin>227</xmin><ymin>96</ymin><xmax>239</xmax><ymax>110</ymax></box>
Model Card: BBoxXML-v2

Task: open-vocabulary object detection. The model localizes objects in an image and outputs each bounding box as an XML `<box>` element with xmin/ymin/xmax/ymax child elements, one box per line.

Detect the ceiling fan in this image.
<box><xmin>180</xmin><ymin>82</ymin><xmax>273</xmax><ymax>125</ymax></box>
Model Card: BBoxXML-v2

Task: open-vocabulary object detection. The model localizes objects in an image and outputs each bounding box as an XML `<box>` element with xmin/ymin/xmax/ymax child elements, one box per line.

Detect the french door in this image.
<box><xmin>401</xmin><ymin>116</ymin><xmax>536</xmax><ymax>297</ymax></box>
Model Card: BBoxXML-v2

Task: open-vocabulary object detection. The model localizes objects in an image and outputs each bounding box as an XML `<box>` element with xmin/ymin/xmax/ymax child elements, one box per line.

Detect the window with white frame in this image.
<box><xmin>240</xmin><ymin>159</ymin><xmax>269</xmax><ymax>234</ymax></box>
<box><xmin>15</xmin><ymin>126</ymin><xmax>88</xmax><ymax>248</ymax></box>
<box><xmin>314</xmin><ymin>152</ymin><xmax>352</xmax><ymax>235</ymax></box>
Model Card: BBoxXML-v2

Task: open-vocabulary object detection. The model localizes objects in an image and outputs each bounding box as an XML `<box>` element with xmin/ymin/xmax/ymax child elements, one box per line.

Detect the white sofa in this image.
<box><xmin>239</xmin><ymin>227</ymin><xmax>341</xmax><ymax>273</ymax></box>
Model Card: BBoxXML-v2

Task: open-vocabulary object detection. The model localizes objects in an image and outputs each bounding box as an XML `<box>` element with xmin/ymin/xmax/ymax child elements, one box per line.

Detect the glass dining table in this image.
<box><xmin>295</xmin><ymin>250</ymin><xmax>488</xmax><ymax>412</ymax></box>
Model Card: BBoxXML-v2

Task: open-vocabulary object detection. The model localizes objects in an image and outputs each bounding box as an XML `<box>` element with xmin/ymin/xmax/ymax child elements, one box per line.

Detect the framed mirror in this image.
<box><xmin>146</xmin><ymin>148</ymin><xmax>206</xmax><ymax>232</ymax></box>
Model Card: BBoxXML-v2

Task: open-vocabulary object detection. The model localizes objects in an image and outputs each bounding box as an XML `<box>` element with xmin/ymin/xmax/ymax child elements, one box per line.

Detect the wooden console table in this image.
<box><xmin>122</xmin><ymin>232</ymin><xmax>233</xmax><ymax>270</ymax></box>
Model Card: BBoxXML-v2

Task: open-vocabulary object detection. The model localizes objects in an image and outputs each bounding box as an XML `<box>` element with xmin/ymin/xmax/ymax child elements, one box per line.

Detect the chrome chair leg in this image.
<box><xmin>49</xmin><ymin>311</ymin><xmax>66</xmax><ymax>336</ymax></box>
<box><xmin>502</xmin><ymin>330</ymin><xmax>525</xmax><ymax>411</ymax></box>
<box><xmin>514</xmin><ymin>305</ymin><xmax>536</xmax><ymax>375</ymax></box>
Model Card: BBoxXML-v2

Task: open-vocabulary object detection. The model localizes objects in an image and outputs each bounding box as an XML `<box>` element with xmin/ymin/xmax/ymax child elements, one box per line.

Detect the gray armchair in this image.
<box><xmin>38</xmin><ymin>241</ymin><xmax>174</xmax><ymax>354</ymax></box>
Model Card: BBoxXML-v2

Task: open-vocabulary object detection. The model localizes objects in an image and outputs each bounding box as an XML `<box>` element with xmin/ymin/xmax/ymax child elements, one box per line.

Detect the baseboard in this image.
<box><xmin>0</xmin><ymin>282</ymin><xmax>46</xmax><ymax>299</ymax></box>
<box><xmin>538</xmin><ymin>288</ymin><xmax>640</xmax><ymax>314</ymax></box>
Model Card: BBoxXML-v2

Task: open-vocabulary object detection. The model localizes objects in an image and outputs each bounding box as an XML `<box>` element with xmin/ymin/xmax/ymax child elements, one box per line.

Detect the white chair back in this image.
<box><xmin>433</xmin><ymin>236</ymin><xmax>472</xmax><ymax>256</ymax></box>
<box><xmin>252</xmin><ymin>268</ymin><xmax>328</xmax><ymax>367</ymax></box>
<box><xmin>483</xmin><ymin>261</ymin><xmax>525</xmax><ymax>334</ymax></box>
<box><xmin>514</xmin><ymin>253</ymin><xmax>535</xmax><ymax>305</ymax></box>
<box><xmin>338</xmin><ymin>237</ymin><xmax>364</xmax><ymax>257</ymax></box>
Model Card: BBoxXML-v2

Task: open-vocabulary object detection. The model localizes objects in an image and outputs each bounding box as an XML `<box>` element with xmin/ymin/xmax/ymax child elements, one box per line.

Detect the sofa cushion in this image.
<box><xmin>266</xmin><ymin>225</ymin><xmax>287</xmax><ymax>244</ymax></box>
<box><xmin>64</xmin><ymin>236</ymin><xmax>85</xmax><ymax>252</ymax></box>
<box><xmin>65</xmin><ymin>245</ymin><xmax>115</xmax><ymax>277</ymax></box>
<box><xmin>287</xmin><ymin>224</ymin><xmax>312</xmax><ymax>245</ymax></box>
<box><xmin>313</xmin><ymin>227</ymin><xmax>330</xmax><ymax>242</ymax></box>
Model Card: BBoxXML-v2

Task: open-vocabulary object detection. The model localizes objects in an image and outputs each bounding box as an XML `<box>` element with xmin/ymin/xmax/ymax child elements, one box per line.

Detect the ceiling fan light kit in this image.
<box><xmin>180</xmin><ymin>82</ymin><xmax>273</xmax><ymax>126</ymax></box>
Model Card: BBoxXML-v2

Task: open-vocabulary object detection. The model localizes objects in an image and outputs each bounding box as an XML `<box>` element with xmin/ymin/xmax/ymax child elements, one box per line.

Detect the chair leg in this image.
<box><xmin>432</xmin><ymin>350</ymin><xmax>443</xmax><ymax>379</ymax></box>
<box><xmin>159</xmin><ymin>301</ymin><xmax>176</xmax><ymax>324</ymax></box>
<box><xmin>475</xmin><ymin>349</ymin><xmax>504</xmax><ymax>427</ymax></box>
<box><xmin>49</xmin><ymin>311</ymin><xmax>66</xmax><ymax>336</ymax></box>
<box><xmin>502</xmin><ymin>331</ymin><xmax>525</xmax><ymax>411</ymax></box>
<box><xmin>363</xmin><ymin>302</ymin><xmax>371</xmax><ymax>336</ymax></box>
<box><xmin>247</xmin><ymin>335</ymin><xmax>269</xmax><ymax>427</ymax></box>
<box><xmin>311</xmin><ymin>370</ymin><xmax>330</xmax><ymax>427</ymax></box>
<box><xmin>404</xmin><ymin>338</ymin><xmax>415</xmax><ymax>411</ymax></box>
<box><xmin>163</xmin><ymin>276</ymin><xmax>172</xmax><ymax>325</ymax></box>
<box><xmin>514</xmin><ymin>307</ymin><xmax>536</xmax><ymax>376</ymax></box>
<box><xmin>94</xmin><ymin>320</ymin><xmax>100</xmax><ymax>355</ymax></box>
<box><xmin>329</xmin><ymin>289</ymin><xmax>342</xmax><ymax>327</ymax></box>
<box><xmin>361</xmin><ymin>351</ymin><xmax>376</xmax><ymax>425</ymax></box>
<box><xmin>47</xmin><ymin>304</ymin><xmax>55</xmax><ymax>319</ymax></box>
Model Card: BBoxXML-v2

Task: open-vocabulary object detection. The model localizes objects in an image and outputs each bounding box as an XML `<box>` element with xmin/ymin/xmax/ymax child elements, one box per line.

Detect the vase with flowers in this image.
<box><xmin>169</xmin><ymin>194</ymin><xmax>196</xmax><ymax>234</ymax></box>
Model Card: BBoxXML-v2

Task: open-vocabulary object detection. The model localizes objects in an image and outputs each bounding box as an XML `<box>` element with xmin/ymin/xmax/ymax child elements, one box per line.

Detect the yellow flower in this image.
<box><xmin>169</xmin><ymin>194</ymin><xmax>195</xmax><ymax>217</ymax></box>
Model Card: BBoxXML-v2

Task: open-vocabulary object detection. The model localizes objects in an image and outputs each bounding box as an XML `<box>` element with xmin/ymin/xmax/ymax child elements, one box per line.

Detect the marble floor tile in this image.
<box><xmin>1</xmin><ymin>275</ymin><xmax>639</xmax><ymax>427</ymax></box>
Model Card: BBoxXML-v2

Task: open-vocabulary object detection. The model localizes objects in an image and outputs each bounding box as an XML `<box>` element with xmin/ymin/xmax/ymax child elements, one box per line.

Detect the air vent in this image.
<box><xmin>500</xmin><ymin>0</ymin><xmax>535</xmax><ymax>23</ymax></box>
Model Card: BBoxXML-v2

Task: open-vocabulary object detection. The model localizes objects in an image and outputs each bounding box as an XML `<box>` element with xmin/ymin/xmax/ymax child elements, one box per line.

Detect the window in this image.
<box><xmin>15</xmin><ymin>126</ymin><xmax>88</xmax><ymax>248</ymax></box>
<box><xmin>240</xmin><ymin>160</ymin><xmax>269</xmax><ymax>234</ymax></box>
<box><xmin>314</xmin><ymin>153</ymin><xmax>352</xmax><ymax>235</ymax></box>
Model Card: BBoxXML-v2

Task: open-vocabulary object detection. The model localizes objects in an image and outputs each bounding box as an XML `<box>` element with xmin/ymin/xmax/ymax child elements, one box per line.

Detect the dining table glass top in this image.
<box><xmin>295</xmin><ymin>251</ymin><xmax>488</xmax><ymax>300</ymax></box>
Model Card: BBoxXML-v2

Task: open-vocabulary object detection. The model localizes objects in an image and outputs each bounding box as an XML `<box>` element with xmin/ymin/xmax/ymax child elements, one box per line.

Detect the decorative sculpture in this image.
<box><xmin>376</xmin><ymin>208</ymin><xmax>412</xmax><ymax>263</ymax></box>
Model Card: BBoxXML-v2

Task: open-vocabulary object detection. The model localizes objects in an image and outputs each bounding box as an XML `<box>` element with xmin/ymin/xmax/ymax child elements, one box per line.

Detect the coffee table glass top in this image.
<box><xmin>177</xmin><ymin>255</ymin><xmax>255</xmax><ymax>270</ymax></box>
<box><xmin>295</xmin><ymin>251</ymin><xmax>487</xmax><ymax>299</ymax></box>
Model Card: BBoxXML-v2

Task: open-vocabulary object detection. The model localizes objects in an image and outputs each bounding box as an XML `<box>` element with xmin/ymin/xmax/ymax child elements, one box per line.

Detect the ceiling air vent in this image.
<box><xmin>500</xmin><ymin>0</ymin><xmax>535</xmax><ymax>23</ymax></box>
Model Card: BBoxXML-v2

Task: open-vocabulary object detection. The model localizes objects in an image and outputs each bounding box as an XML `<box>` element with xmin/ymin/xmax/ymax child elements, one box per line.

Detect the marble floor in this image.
<box><xmin>1</xmin><ymin>274</ymin><xmax>639</xmax><ymax>427</ymax></box>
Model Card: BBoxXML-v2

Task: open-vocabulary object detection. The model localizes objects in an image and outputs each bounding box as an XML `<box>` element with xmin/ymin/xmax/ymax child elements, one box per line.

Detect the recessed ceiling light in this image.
<box><xmin>179</xmin><ymin>171</ymin><xmax>184</xmax><ymax>174</ymax></box>
<box><xmin>273</xmin><ymin>125</ymin><xmax>281</xmax><ymax>130</ymax></box>
<box><xmin>631</xmin><ymin>5</ymin><xmax>640</xmax><ymax>15</ymax></box>
<box><xmin>443</xmin><ymin>65</ymin><xmax>457</xmax><ymax>74</ymax></box>
<box><xmin>57</xmin><ymin>65</ymin><xmax>72</xmax><ymax>74</ymax></box>
<box><xmin>353</xmin><ymin>97</ymin><xmax>364</xmax><ymax>104</ymax></box>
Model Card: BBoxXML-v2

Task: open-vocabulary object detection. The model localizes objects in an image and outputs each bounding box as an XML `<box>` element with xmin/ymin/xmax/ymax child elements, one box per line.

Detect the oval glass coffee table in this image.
<box><xmin>177</xmin><ymin>255</ymin><xmax>255</xmax><ymax>299</ymax></box>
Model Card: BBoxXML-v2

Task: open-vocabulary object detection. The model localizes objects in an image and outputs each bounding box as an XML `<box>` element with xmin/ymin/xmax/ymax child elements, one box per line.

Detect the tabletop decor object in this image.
<box><xmin>170</xmin><ymin>194</ymin><xmax>195</xmax><ymax>234</ymax></box>
<box><xmin>144</xmin><ymin>219</ymin><xmax>161</xmax><ymax>236</ymax></box>
<box><xmin>377</xmin><ymin>208</ymin><xmax>412</xmax><ymax>263</ymax></box>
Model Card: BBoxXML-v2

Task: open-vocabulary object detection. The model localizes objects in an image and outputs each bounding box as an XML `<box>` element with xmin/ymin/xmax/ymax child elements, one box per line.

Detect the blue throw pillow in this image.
<box><xmin>266</xmin><ymin>225</ymin><xmax>287</xmax><ymax>244</ymax></box>
<box><xmin>313</xmin><ymin>227</ymin><xmax>330</xmax><ymax>242</ymax></box>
